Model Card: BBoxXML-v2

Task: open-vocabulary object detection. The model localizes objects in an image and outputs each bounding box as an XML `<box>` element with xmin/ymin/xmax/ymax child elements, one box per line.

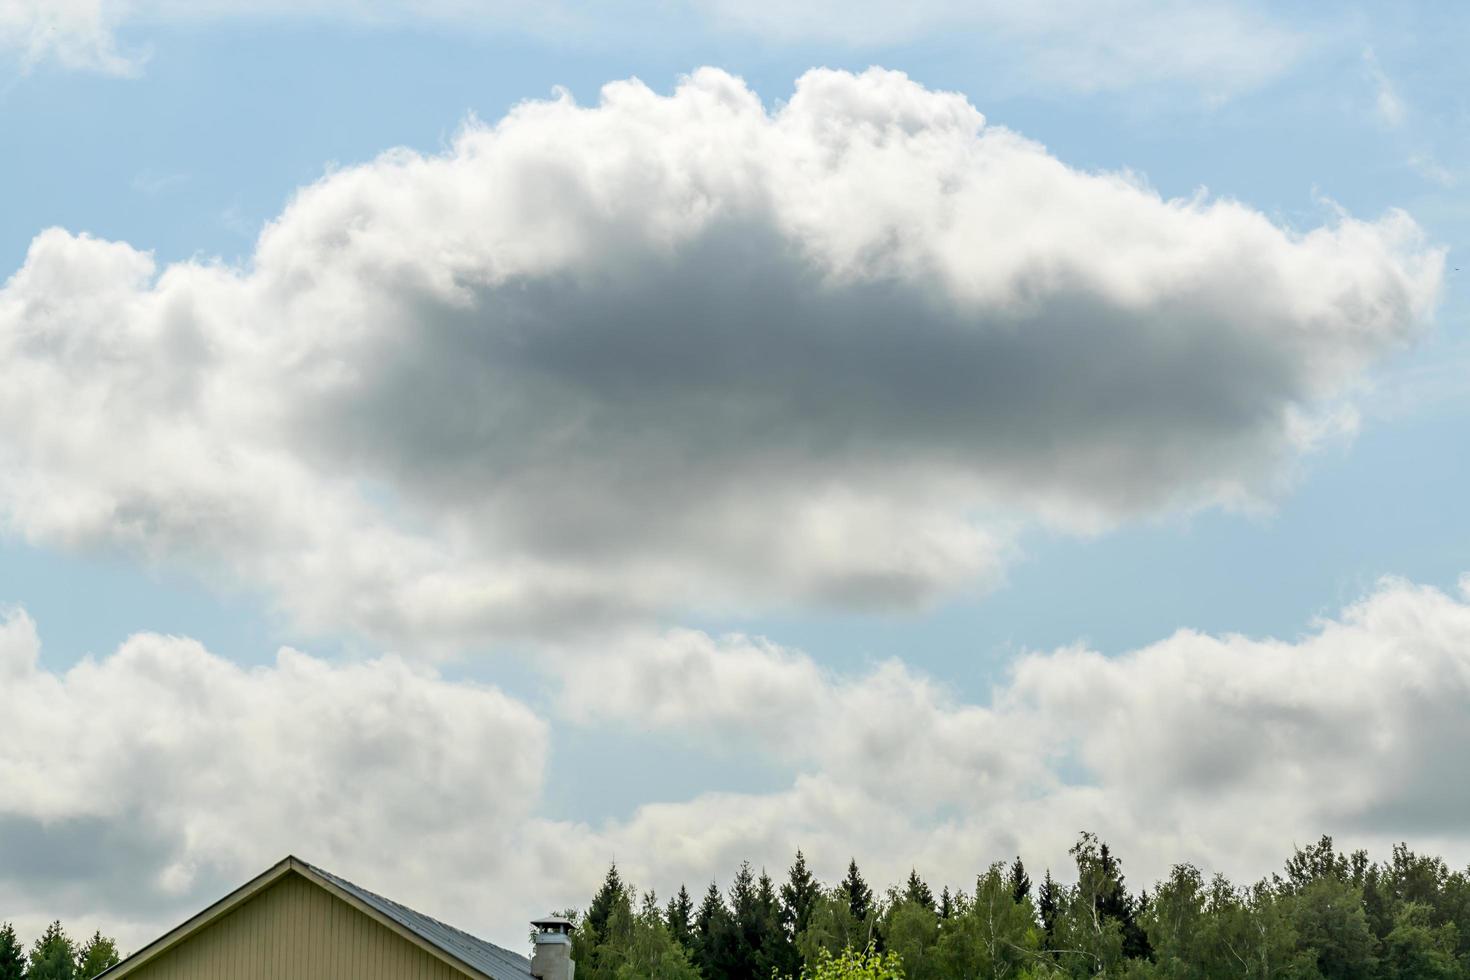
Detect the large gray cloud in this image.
<box><xmin>0</xmin><ymin>68</ymin><xmax>1443</xmax><ymax>646</ymax></box>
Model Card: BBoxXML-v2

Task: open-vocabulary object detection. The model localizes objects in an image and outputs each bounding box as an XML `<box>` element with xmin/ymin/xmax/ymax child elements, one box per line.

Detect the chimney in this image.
<box><xmin>530</xmin><ymin>916</ymin><xmax>575</xmax><ymax>980</ymax></box>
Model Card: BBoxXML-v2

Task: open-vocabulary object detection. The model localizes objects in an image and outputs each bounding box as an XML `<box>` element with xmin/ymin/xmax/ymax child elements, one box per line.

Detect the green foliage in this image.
<box><xmin>1290</xmin><ymin>875</ymin><xmax>1378</xmax><ymax>980</ymax></box>
<box><xmin>667</xmin><ymin>884</ymin><xmax>696</xmax><ymax>952</ymax></box>
<box><xmin>1380</xmin><ymin>902</ymin><xmax>1458</xmax><ymax>980</ymax></box>
<box><xmin>74</xmin><ymin>931</ymin><xmax>120</xmax><ymax>979</ymax></box>
<box><xmin>573</xmin><ymin>875</ymin><xmax>702</xmax><ymax>980</ymax></box>
<box><xmin>586</xmin><ymin>864</ymin><xmax>627</xmax><ymax>946</ymax></box>
<box><xmin>779</xmin><ymin>851</ymin><xmax>822</xmax><ymax>978</ymax></box>
<box><xmin>28</xmin><ymin>921</ymin><xmax>76</xmax><ymax>980</ymax></box>
<box><xmin>695</xmin><ymin>880</ymin><xmax>736</xmax><ymax>980</ymax></box>
<box><xmin>841</xmin><ymin>861</ymin><xmax>875</xmax><ymax>927</ymax></box>
<box><xmin>798</xmin><ymin>889</ymin><xmax>881</xmax><ymax>970</ymax></box>
<box><xmin>0</xmin><ymin>923</ymin><xmax>25</xmax><ymax>980</ymax></box>
<box><xmin>1008</xmin><ymin>858</ymin><xmax>1033</xmax><ymax>907</ymax></box>
<box><xmin>881</xmin><ymin>901</ymin><xmax>939</xmax><ymax>980</ymax></box>
<box><xmin>800</xmin><ymin>944</ymin><xmax>904</xmax><ymax>980</ymax></box>
<box><xmin>934</xmin><ymin>863</ymin><xmax>1043</xmax><ymax>980</ymax></box>
<box><xmin>901</xmin><ymin>871</ymin><xmax>935</xmax><ymax>913</ymax></box>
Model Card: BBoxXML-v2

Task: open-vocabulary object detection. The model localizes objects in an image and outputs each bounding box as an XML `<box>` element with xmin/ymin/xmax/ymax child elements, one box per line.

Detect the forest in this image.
<box><xmin>5</xmin><ymin>833</ymin><xmax>1469</xmax><ymax>979</ymax></box>
<box><xmin>563</xmin><ymin>834</ymin><xmax>1470</xmax><ymax>979</ymax></box>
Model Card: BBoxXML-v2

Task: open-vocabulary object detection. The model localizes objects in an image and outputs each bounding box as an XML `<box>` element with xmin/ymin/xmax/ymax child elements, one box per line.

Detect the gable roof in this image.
<box><xmin>96</xmin><ymin>856</ymin><xmax>535</xmax><ymax>980</ymax></box>
<box><xmin>303</xmin><ymin>861</ymin><xmax>535</xmax><ymax>980</ymax></box>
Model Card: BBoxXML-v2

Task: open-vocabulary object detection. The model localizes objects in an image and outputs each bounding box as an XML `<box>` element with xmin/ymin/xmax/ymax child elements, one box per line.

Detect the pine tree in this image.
<box><xmin>780</xmin><ymin>850</ymin><xmax>822</xmax><ymax>942</ymax></box>
<box><xmin>903</xmin><ymin>869</ymin><xmax>936</xmax><ymax>911</ymax></box>
<box><xmin>28</xmin><ymin>921</ymin><xmax>76</xmax><ymax>980</ymax></box>
<box><xmin>665</xmin><ymin>884</ymin><xmax>695</xmax><ymax>952</ymax></box>
<box><xmin>0</xmin><ymin>923</ymin><xmax>24</xmax><ymax>980</ymax></box>
<box><xmin>727</xmin><ymin>862</ymin><xmax>760</xmax><ymax>979</ymax></box>
<box><xmin>753</xmin><ymin>869</ymin><xmax>789</xmax><ymax>979</ymax></box>
<box><xmin>1037</xmin><ymin>870</ymin><xmax>1061</xmax><ymax>945</ymax></box>
<box><xmin>75</xmin><ymin>932</ymin><xmax>120</xmax><ymax>979</ymax></box>
<box><xmin>840</xmin><ymin>859</ymin><xmax>874</xmax><ymax>924</ymax></box>
<box><xmin>694</xmin><ymin>881</ymin><xmax>733</xmax><ymax>980</ymax></box>
<box><xmin>587</xmin><ymin>864</ymin><xmax>626</xmax><ymax>945</ymax></box>
<box><xmin>1006</xmin><ymin>857</ymin><xmax>1031</xmax><ymax>907</ymax></box>
<box><xmin>1096</xmin><ymin>841</ymin><xmax>1150</xmax><ymax>960</ymax></box>
<box><xmin>938</xmin><ymin>886</ymin><xmax>954</xmax><ymax>920</ymax></box>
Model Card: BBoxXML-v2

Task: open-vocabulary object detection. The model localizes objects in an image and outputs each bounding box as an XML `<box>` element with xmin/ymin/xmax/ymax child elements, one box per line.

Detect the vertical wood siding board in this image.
<box><xmin>289</xmin><ymin>876</ymin><xmax>301</xmax><ymax>980</ymax></box>
<box><xmin>305</xmin><ymin>875</ymin><xmax>317</xmax><ymax>975</ymax></box>
<box><xmin>254</xmin><ymin>881</ymin><xmax>265</xmax><ymax>979</ymax></box>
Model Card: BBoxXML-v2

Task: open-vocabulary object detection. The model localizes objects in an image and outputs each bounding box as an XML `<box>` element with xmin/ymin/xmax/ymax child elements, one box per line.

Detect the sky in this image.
<box><xmin>1</xmin><ymin>0</ymin><xmax>1469</xmax><ymax>957</ymax></box>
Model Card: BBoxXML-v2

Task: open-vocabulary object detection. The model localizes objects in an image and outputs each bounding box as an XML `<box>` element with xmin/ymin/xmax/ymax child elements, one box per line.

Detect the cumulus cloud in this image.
<box><xmin>556</xmin><ymin>576</ymin><xmax>1470</xmax><ymax>896</ymax></box>
<box><xmin>6</xmin><ymin>577</ymin><xmax>1470</xmax><ymax>952</ymax></box>
<box><xmin>0</xmin><ymin>608</ymin><xmax>548</xmax><ymax>949</ymax></box>
<box><xmin>0</xmin><ymin>68</ymin><xmax>1444</xmax><ymax>647</ymax></box>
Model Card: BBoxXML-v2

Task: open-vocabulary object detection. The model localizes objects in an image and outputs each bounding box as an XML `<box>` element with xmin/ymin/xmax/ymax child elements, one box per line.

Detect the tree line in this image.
<box><xmin>565</xmin><ymin>834</ymin><xmax>1470</xmax><ymax>979</ymax></box>
<box><xmin>0</xmin><ymin>922</ymin><xmax>119</xmax><ymax>980</ymax></box>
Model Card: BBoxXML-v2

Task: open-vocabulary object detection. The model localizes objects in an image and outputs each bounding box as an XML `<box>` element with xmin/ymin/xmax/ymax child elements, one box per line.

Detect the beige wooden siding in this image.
<box><xmin>126</xmin><ymin>872</ymin><xmax>470</xmax><ymax>980</ymax></box>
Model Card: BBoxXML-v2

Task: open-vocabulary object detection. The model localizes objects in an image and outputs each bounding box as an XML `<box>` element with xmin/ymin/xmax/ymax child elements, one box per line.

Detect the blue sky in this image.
<box><xmin>2</xmin><ymin>0</ymin><xmax>1469</xmax><ymax>952</ymax></box>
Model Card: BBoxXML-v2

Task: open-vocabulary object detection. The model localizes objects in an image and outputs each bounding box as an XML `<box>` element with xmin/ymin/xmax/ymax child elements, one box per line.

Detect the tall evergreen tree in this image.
<box><xmin>780</xmin><ymin>850</ymin><xmax>822</xmax><ymax>943</ymax></box>
<box><xmin>28</xmin><ymin>921</ymin><xmax>76</xmax><ymax>980</ymax></box>
<box><xmin>586</xmin><ymin>864</ymin><xmax>626</xmax><ymax>945</ymax></box>
<box><xmin>0</xmin><ymin>923</ymin><xmax>24</xmax><ymax>980</ymax></box>
<box><xmin>1005</xmin><ymin>857</ymin><xmax>1031</xmax><ymax>907</ymax></box>
<box><xmin>727</xmin><ymin>862</ymin><xmax>761</xmax><ymax>978</ymax></box>
<box><xmin>694</xmin><ymin>881</ymin><xmax>734</xmax><ymax>980</ymax></box>
<box><xmin>840</xmin><ymin>859</ymin><xmax>874</xmax><ymax>924</ymax></box>
<box><xmin>1096</xmin><ymin>840</ymin><xmax>1150</xmax><ymax>960</ymax></box>
<box><xmin>74</xmin><ymin>932</ymin><xmax>120</xmax><ymax>979</ymax></box>
<box><xmin>665</xmin><ymin>884</ymin><xmax>695</xmax><ymax>952</ymax></box>
<box><xmin>1037</xmin><ymin>870</ymin><xmax>1060</xmax><ymax>945</ymax></box>
<box><xmin>902</xmin><ymin>870</ymin><xmax>936</xmax><ymax>912</ymax></box>
<box><xmin>937</xmin><ymin>886</ymin><xmax>953</xmax><ymax>921</ymax></box>
<box><xmin>753</xmin><ymin>869</ymin><xmax>789</xmax><ymax>979</ymax></box>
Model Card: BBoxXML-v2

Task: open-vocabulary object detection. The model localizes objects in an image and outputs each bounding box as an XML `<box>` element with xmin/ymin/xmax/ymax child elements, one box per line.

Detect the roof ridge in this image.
<box><xmin>300</xmin><ymin>860</ymin><xmax>533</xmax><ymax>980</ymax></box>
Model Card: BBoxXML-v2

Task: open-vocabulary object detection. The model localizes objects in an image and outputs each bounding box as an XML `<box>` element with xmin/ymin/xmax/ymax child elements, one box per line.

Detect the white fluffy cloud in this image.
<box><xmin>5</xmin><ymin>576</ymin><xmax>1470</xmax><ymax>953</ymax></box>
<box><xmin>0</xmin><ymin>608</ymin><xmax>548</xmax><ymax>948</ymax></box>
<box><xmin>557</xmin><ymin>576</ymin><xmax>1470</xmax><ymax>897</ymax></box>
<box><xmin>0</xmin><ymin>68</ymin><xmax>1443</xmax><ymax>647</ymax></box>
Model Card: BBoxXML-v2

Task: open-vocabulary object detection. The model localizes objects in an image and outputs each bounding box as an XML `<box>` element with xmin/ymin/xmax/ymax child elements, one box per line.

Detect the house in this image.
<box><xmin>95</xmin><ymin>856</ymin><xmax>574</xmax><ymax>980</ymax></box>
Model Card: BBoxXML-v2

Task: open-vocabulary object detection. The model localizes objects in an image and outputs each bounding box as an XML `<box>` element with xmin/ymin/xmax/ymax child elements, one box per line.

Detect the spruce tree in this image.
<box><xmin>1037</xmin><ymin>870</ymin><xmax>1060</xmax><ymax>945</ymax></box>
<box><xmin>75</xmin><ymin>932</ymin><xmax>120</xmax><ymax>979</ymax></box>
<box><xmin>28</xmin><ymin>921</ymin><xmax>76</xmax><ymax>980</ymax></box>
<box><xmin>0</xmin><ymin>923</ymin><xmax>24</xmax><ymax>980</ymax></box>
<box><xmin>840</xmin><ymin>859</ymin><xmax>874</xmax><ymax>924</ymax></box>
<box><xmin>694</xmin><ymin>881</ymin><xmax>733</xmax><ymax>980</ymax></box>
<box><xmin>753</xmin><ymin>869</ymin><xmax>788</xmax><ymax>979</ymax></box>
<box><xmin>902</xmin><ymin>869</ymin><xmax>936</xmax><ymax>911</ymax></box>
<box><xmin>1006</xmin><ymin>857</ymin><xmax>1031</xmax><ymax>907</ymax></box>
<box><xmin>586</xmin><ymin>863</ymin><xmax>625</xmax><ymax>945</ymax></box>
<box><xmin>727</xmin><ymin>862</ymin><xmax>760</xmax><ymax>978</ymax></box>
<box><xmin>938</xmin><ymin>886</ymin><xmax>954</xmax><ymax>920</ymax></box>
<box><xmin>780</xmin><ymin>850</ymin><xmax>822</xmax><ymax>942</ymax></box>
<box><xmin>665</xmin><ymin>884</ymin><xmax>695</xmax><ymax>952</ymax></box>
<box><xmin>1096</xmin><ymin>841</ymin><xmax>1150</xmax><ymax>960</ymax></box>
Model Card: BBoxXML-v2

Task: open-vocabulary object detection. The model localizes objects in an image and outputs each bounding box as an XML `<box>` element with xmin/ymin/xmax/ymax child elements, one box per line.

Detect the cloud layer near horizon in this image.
<box><xmin>3</xmin><ymin>575</ymin><xmax>1470</xmax><ymax>952</ymax></box>
<box><xmin>0</xmin><ymin>68</ymin><xmax>1443</xmax><ymax>647</ymax></box>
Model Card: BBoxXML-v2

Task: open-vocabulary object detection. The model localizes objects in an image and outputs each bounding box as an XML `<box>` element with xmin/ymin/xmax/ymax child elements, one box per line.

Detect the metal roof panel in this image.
<box><xmin>304</xmin><ymin>862</ymin><xmax>536</xmax><ymax>980</ymax></box>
